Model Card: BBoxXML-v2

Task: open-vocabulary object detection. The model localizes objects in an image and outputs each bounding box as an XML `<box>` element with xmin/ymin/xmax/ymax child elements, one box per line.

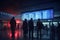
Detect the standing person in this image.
<box><xmin>36</xmin><ymin>19</ymin><xmax>43</xmax><ymax>40</ymax></box>
<box><xmin>0</xmin><ymin>20</ymin><xmax>3</xmax><ymax>30</ymax></box>
<box><xmin>0</xmin><ymin>20</ymin><xmax>3</xmax><ymax>40</ymax></box>
<box><xmin>10</xmin><ymin>17</ymin><xmax>16</xmax><ymax>40</ymax></box>
<box><xmin>22</xmin><ymin>19</ymin><xmax>28</xmax><ymax>40</ymax></box>
<box><xmin>28</xmin><ymin>18</ymin><xmax>34</xmax><ymax>40</ymax></box>
<box><xmin>56</xmin><ymin>22</ymin><xmax>60</xmax><ymax>40</ymax></box>
<box><xmin>50</xmin><ymin>23</ymin><xmax>55</xmax><ymax>40</ymax></box>
<box><xmin>45</xmin><ymin>24</ymin><xmax>49</xmax><ymax>36</ymax></box>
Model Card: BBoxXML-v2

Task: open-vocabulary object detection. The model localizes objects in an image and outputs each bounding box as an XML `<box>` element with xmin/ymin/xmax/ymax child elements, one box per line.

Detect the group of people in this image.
<box><xmin>22</xmin><ymin>18</ymin><xmax>44</xmax><ymax>40</ymax></box>
<box><xmin>22</xmin><ymin>18</ymin><xmax>60</xmax><ymax>40</ymax></box>
<box><xmin>5</xmin><ymin>17</ymin><xmax>60</xmax><ymax>40</ymax></box>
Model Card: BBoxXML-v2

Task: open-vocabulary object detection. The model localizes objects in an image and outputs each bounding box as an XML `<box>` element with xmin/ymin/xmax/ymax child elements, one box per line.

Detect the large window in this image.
<box><xmin>21</xmin><ymin>9</ymin><xmax>53</xmax><ymax>20</ymax></box>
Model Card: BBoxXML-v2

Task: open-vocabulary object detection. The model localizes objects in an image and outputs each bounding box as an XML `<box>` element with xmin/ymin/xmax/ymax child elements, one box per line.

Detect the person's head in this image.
<box><xmin>38</xmin><ymin>19</ymin><xmax>40</xmax><ymax>20</ymax></box>
<box><xmin>24</xmin><ymin>19</ymin><xmax>27</xmax><ymax>21</ymax></box>
<box><xmin>31</xmin><ymin>18</ymin><xmax>33</xmax><ymax>20</ymax></box>
<box><xmin>12</xmin><ymin>17</ymin><xmax>15</xmax><ymax>19</ymax></box>
<box><xmin>38</xmin><ymin>19</ymin><xmax>41</xmax><ymax>22</ymax></box>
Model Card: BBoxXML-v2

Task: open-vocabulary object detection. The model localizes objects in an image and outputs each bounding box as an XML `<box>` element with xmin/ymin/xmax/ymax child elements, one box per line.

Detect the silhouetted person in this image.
<box><xmin>36</xmin><ymin>19</ymin><xmax>43</xmax><ymax>40</ymax></box>
<box><xmin>22</xmin><ymin>19</ymin><xmax>28</xmax><ymax>40</ymax></box>
<box><xmin>45</xmin><ymin>24</ymin><xmax>48</xmax><ymax>36</ymax></box>
<box><xmin>56</xmin><ymin>22</ymin><xmax>60</xmax><ymax>40</ymax></box>
<box><xmin>0</xmin><ymin>20</ymin><xmax>3</xmax><ymax>30</ymax></box>
<box><xmin>28</xmin><ymin>18</ymin><xmax>34</xmax><ymax>40</ymax></box>
<box><xmin>0</xmin><ymin>20</ymin><xmax>3</xmax><ymax>40</ymax></box>
<box><xmin>50</xmin><ymin>23</ymin><xmax>55</xmax><ymax>40</ymax></box>
<box><xmin>10</xmin><ymin>17</ymin><xmax>16</xmax><ymax>40</ymax></box>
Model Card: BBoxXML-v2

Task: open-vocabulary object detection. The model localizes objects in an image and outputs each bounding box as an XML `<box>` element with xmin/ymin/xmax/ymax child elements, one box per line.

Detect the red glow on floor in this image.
<box><xmin>7</xmin><ymin>30</ymin><xmax>23</xmax><ymax>39</ymax></box>
<box><xmin>9</xmin><ymin>32</ymin><xmax>12</xmax><ymax>38</ymax></box>
<box><xmin>8</xmin><ymin>30</ymin><xmax>12</xmax><ymax>38</ymax></box>
<box><xmin>2</xmin><ymin>19</ymin><xmax>23</xmax><ymax>39</ymax></box>
<box><xmin>15</xmin><ymin>30</ymin><xmax>23</xmax><ymax>39</ymax></box>
<box><xmin>15</xmin><ymin>30</ymin><xmax>19</xmax><ymax>38</ymax></box>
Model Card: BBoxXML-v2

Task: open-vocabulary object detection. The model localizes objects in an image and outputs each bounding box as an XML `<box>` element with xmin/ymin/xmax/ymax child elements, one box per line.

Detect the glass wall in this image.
<box><xmin>21</xmin><ymin>9</ymin><xmax>53</xmax><ymax>20</ymax></box>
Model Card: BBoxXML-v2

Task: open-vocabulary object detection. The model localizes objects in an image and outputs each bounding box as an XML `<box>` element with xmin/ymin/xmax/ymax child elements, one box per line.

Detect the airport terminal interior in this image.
<box><xmin>0</xmin><ymin>0</ymin><xmax>60</xmax><ymax>40</ymax></box>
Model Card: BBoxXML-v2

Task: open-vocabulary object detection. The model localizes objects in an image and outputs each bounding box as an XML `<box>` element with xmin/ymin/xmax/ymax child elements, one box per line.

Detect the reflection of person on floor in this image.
<box><xmin>10</xmin><ymin>17</ymin><xmax>16</xmax><ymax>40</ymax></box>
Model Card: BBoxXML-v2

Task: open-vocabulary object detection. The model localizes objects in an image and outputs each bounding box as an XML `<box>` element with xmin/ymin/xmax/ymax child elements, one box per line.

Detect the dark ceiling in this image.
<box><xmin>0</xmin><ymin>0</ymin><xmax>60</xmax><ymax>15</ymax></box>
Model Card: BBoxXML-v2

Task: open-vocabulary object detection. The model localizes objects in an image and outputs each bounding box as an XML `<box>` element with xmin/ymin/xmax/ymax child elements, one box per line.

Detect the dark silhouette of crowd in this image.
<box><xmin>22</xmin><ymin>18</ymin><xmax>44</xmax><ymax>40</ymax></box>
<box><xmin>2</xmin><ymin>17</ymin><xmax>59</xmax><ymax>40</ymax></box>
<box><xmin>22</xmin><ymin>18</ymin><xmax>60</xmax><ymax>40</ymax></box>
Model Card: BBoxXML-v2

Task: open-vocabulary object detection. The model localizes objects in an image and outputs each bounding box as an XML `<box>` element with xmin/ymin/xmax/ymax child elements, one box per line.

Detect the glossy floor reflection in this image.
<box><xmin>0</xmin><ymin>28</ymin><xmax>58</xmax><ymax>40</ymax></box>
<box><xmin>0</xmin><ymin>28</ymin><xmax>23</xmax><ymax>40</ymax></box>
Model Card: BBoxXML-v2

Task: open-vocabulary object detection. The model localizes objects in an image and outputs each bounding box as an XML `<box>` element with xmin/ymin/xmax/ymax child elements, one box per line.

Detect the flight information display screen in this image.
<box><xmin>21</xmin><ymin>9</ymin><xmax>53</xmax><ymax>20</ymax></box>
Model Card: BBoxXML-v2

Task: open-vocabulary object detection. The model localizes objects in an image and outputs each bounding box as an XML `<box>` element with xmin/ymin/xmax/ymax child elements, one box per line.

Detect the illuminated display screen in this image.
<box><xmin>21</xmin><ymin>9</ymin><xmax>53</xmax><ymax>20</ymax></box>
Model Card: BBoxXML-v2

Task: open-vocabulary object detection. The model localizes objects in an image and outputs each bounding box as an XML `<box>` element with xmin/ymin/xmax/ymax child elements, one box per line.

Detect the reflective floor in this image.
<box><xmin>0</xmin><ymin>28</ymin><xmax>58</xmax><ymax>40</ymax></box>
